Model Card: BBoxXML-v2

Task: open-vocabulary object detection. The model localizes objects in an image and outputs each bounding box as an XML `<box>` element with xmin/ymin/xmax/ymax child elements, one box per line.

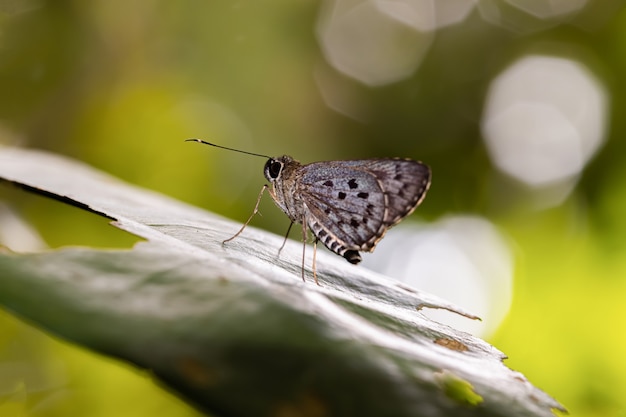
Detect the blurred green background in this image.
<box><xmin>2</xmin><ymin>1</ymin><xmax>626</xmax><ymax>416</ymax></box>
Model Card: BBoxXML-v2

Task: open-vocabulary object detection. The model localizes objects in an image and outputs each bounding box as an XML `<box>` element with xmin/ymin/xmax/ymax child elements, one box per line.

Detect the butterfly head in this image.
<box><xmin>264</xmin><ymin>158</ymin><xmax>284</xmax><ymax>182</ymax></box>
<box><xmin>264</xmin><ymin>156</ymin><xmax>298</xmax><ymax>183</ymax></box>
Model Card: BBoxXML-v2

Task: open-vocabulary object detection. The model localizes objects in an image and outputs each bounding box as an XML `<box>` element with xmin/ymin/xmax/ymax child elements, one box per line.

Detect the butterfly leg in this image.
<box><xmin>277</xmin><ymin>221</ymin><xmax>294</xmax><ymax>255</ymax></box>
<box><xmin>312</xmin><ymin>238</ymin><xmax>320</xmax><ymax>286</ymax></box>
<box><xmin>223</xmin><ymin>184</ymin><xmax>268</xmax><ymax>244</ymax></box>
<box><xmin>300</xmin><ymin>216</ymin><xmax>307</xmax><ymax>283</ymax></box>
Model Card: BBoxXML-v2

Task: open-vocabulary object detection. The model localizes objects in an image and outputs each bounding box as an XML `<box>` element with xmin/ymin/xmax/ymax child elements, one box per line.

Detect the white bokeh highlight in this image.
<box><xmin>479</xmin><ymin>0</ymin><xmax>588</xmax><ymax>33</ymax></box>
<box><xmin>482</xmin><ymin>55</ymin><xmax>608</xmax><ymax>188</ymax></box>
<box><xmin>506</xmin><ymin>0</ymin><xmax>587</xmax><ymax>19</ymax></box>
<box><xmin>374</xmin><ymin>0</ymin><xmax>477</xmax><ymax>31</ymax></box>
<box><xmin>0</xmin><ymin>203</ymin><xmax>47</xmax><ymax>252</ymax></box>
<box><xmin>362</xmin><ymin>216</ymin><xmax>513</xmax><ymax>337</ymax></box>
<box><xmin>316</xmin><ymin>0</ymin><xmax>477</xmax><ymax>86</ymax></box>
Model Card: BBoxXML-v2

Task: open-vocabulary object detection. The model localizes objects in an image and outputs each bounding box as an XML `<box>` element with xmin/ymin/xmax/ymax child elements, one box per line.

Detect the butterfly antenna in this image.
<box><xmin>186</xmin><ymin>139</ymin><xmax>271</xmax><ymax>159</ymax></box>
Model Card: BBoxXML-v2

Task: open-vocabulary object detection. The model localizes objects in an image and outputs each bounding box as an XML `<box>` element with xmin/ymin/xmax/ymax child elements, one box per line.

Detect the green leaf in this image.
<box><xmin>0</xmin><ymin>146</ymin><xmax>564</xmax><ymax>417</ymax></box>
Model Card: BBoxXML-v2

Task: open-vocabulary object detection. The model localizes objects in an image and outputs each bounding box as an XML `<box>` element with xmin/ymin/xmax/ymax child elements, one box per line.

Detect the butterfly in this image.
<box><xmin>187</xmin><ymin>139</ymin><xmax>431</xmax><ymax>285</ymax></box>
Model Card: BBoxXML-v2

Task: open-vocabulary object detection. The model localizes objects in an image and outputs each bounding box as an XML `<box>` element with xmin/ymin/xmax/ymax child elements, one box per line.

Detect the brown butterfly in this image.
<box><xmin>188</xmin><ymin>139</ymin><xmax>431</xmax><ymax>284</ymax></box>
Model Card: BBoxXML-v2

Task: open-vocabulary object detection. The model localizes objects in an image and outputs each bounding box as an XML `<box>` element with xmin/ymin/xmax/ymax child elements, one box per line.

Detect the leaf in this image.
<box><xmin>0</xmin><ymin>146</ymin><xmax>564</xmax><ymax>417</ymax></box>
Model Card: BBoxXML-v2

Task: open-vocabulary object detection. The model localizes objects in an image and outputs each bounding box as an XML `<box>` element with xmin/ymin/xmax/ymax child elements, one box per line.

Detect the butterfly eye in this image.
<box><xmin>264</xmin><ymin>159</ymin><xmax>284</xmax><ymax>180</ymax></box>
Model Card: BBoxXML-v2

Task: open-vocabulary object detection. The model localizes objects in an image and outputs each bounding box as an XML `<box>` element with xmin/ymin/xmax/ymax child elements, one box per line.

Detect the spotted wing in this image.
<box><xmin>298</xmin><ymin>159</ymin><xmax>431</xmax><ymax>254</ymax></box>
<box><xmin>347</xmin><ymin>159</ymin><xmax>431</xmax><ymax>228</ymax></box>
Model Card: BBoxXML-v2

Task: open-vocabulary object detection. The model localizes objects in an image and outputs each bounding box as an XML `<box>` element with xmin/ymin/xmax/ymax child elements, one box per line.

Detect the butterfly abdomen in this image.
<box><xmin>343</xmin><ymin>250</ymin><xmax>362</xmax><ymax>264</ymax></box>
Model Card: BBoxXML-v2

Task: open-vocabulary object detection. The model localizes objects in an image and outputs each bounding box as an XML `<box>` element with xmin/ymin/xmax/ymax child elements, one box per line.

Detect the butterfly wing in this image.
<box><xmin>298</xmin><ymin>159</ymin><xmax>431</xmax><ymax>258</ymax></box>
<box><xmin>299</xmin><ymin>164</ymin><xmax>387</xmax><ymax>252</ymax></box>
<box><xmin>348</xmin><ymin>159</ymin><xmax>431</xmax><ymax>227</ymax></box>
